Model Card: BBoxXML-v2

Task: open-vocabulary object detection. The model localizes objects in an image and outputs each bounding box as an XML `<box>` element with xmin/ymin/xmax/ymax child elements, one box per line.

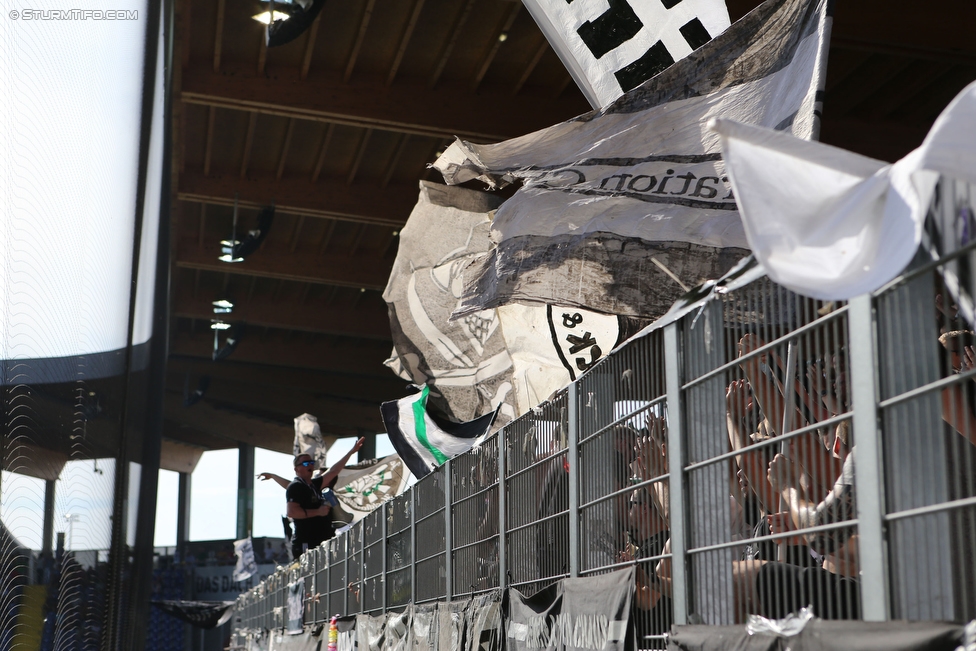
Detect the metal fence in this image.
<box><xmin>233</xmin><ymin>177</ymin><xmax>976</xmax><ymax>647</ymax></box>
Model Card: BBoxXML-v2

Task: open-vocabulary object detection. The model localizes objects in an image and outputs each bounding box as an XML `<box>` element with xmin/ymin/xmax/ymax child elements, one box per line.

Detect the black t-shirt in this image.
<box><xmin>286</xmin><ymin>475</ymin><xmax>338</xmax><ymax>552</ymax></box>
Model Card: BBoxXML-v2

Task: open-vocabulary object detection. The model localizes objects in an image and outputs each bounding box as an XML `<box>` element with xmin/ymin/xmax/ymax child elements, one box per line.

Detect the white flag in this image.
<box><xmin>710</xmin><ymin>80</ymin><xmax>976</xmax><ymax>300</ymax></box>
<box><xmin>523</xmin><ymin>0</ymin><xmax>730</xmax><ymax>108</ymax></box>
<box><xmin>232</xmin><ymin>536</ymin><xmax>258</xmax><ymax>582</ymax></box>
<box><xmin>435</xmin><ymin>0</ymin><xmax>831</xmax><ymax>320</ymax></box>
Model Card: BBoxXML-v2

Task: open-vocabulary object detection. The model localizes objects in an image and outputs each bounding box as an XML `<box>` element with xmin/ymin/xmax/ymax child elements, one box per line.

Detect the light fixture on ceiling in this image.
<box><xmin>211</xmin><ymin>320</ymin><xmax>232</xmax><ymax>330</ymax></box>
<box><xmin>212</xmin><ymin>298</ymin><xmax>235</xmax><ymax>314</ymax></box>
<box><xmin>263</xmin><ymin>0</ymin><xmax>327</xmax><ymax>48</ymax></box>
<box><xmin>213</xmin><ymin>323</ymin><xmax>243</xmax><ymax>362</ymax></box>
<box><xmin>219</xmin><ymin>194</ymin><xmax>244</xmax><ymax>263</ymax></box>
<box><xmin>219</xmin><ymin>195</ymin><xmax>275</xmax><ymax>263</ymax></box>
<box><xmin>251</xmin><ymin>9</ymin><xmax>291</xmax><ymax>24</ymax></box>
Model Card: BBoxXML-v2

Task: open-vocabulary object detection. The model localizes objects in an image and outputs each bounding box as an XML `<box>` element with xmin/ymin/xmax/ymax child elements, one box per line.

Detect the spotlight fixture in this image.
<box><xmin>213</xmin><ymin>323</ymin><xmax>243</xmax><ymax>361</ymax></box>
<box><xmin>234</xmin><ymin>203</ymin><xmax>274</xmax><ymax>259</ymax></box>
<box><xmin>218</xmin><ymin>196</ymin><xmax>274</xmax><ymax>263</ymax></box>
<box><xmin>219</xmin><ymin>194</ymin><xmax>245</xmax><ymax>263</ymax></box>
<box><xmin>212</xmin><ymin>298</ymin><xmax>235</xmax><ymax>314</ymax></box>
<box><xmin>265</xmin><ymin>0</ymin><xmax>327</xmax><ymax>48</ymax></box>
<box><xmin>251</xmin><ymin>9</ymin><xmax>291</xmax><ymax>24</ymax></box>
<box><xmin>211</xmin><ymin>320</ymin><xmax>232</xmax><ymax>331</ymax></box>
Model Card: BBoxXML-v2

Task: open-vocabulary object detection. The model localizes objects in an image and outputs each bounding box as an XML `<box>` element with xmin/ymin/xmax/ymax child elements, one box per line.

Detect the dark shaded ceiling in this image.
<box><xmin>166</xmin><ymin>0</ymin><xmax>976</xmax><ymax>455</ymax></box>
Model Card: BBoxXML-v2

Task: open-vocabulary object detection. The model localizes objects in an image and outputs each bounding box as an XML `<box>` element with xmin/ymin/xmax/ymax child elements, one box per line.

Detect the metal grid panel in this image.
<box><xmin>504</xmin><ymin>392</ymin><xmax>569</xmax><ymax>592</ymax></box>
<box><xmin>679</xmin><ymin>273</ymin><xmax>859</xmax><ymax>625</ymax></box>
<box><xmin>451</xmin><ymin>434</ymin><xmax>500</xmax><ymax>596</ymax></box>
<box><xmin>347</xmin><ymin>523</ymin><xmax>364</xmax><ymax>614</ymax></box>
<box><xmin>386</xmin><ymin>494</ymin><xmax>414</xmax><ymax>607</ymax></box>
<box><xmin>875</xmin><ymin>177</ymin><xmax>976</xmax><ymax>622</ymax></box>
<box><xmin>415</xmin><ymin>466</ymin><xmax>448</xmax><ymax>601</ymax></box>
<box><xmin>361</xmin><ymin>505</ymin><xmax>384</xmax><ymax>614</ymax></box>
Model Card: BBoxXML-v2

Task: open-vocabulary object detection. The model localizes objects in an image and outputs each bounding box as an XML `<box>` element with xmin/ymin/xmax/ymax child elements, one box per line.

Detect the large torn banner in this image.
<box><xmin>710</xmin><ymin>80</ymin><xmax>976</xmax><ymax>300</ymax></box>
<box><xmin>498</xmin><ymin>303</ymin><xmax>648</xmax><ymax>413</ymax></box>
<box><xmin>384</xmin><ymin>181</ymin><xmax>517</xmax><ymax>427</ymax></box>
<box><xmin>333</xmin><ymin>455</ymin><xmax>410</xmax><ymax>522</ymax></box>
<box><xmin>384</xmin><ymin>182</ymin><xmax>648</xmax><ymax>418</ymax></box>
<box><xmin>523</xmin><ymin>0</ymin><xmax>730</xmax><ymax>109</ymax></box>
<box><xmin>434</xmin><ymin>0</ymin><xmax>831</xmax><ymax>320</ymax></box>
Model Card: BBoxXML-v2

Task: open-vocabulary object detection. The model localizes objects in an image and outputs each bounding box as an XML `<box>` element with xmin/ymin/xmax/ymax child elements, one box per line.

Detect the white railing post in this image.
<box><xmin>848</xmin><ymin>294</ymin><xmax>890</xmax><ymax>620</ymax></box>
<box><xmin>664</xmin><ymin>322</ymin><xmax>688</xmax><ymax>625</ymax></box>
<box><xmin>567</xmin><ymin>384</ymin><xmax>580</xmax><ymax>578</ymax></box>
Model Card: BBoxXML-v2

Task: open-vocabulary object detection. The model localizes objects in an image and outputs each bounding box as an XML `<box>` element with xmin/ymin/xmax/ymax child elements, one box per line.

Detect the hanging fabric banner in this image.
<box><xmin>522</xmin><ymin>0</ymin><xmax>730</xmax><ymax>109</ymax></box>
<box><xmin>505</xmin><ymin>568</ymin><xmax>635</xmax><ymax>651</ymax></box>
<box><xmin>286</xmin><ymin>579</ymin><xmax>305</xmax><ymax>635</ymax></box>
<box><xmin>434</xmin><ymin>0</ymin><xmax>831</xmax><ymax>320</ymax></box>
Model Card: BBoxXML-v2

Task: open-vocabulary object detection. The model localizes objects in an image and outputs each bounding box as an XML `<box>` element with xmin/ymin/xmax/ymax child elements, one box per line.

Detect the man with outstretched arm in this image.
<box><xmin>260</xmin><ymin>437</ymin><xmax>364</xmax><ymax>560</ymax></box>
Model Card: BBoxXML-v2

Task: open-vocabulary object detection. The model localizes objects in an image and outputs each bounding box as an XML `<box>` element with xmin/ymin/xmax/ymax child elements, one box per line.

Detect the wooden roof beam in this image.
<box><xmin>167</xmin><ymin>377</ymin><xmax>385</xmax><ymax>434</ymax></box>
<box><xmin>347</xmin><ymin>128</ymin><xmax>372</xmax><ymax>185</ymax></box>
<box><xmin>240</xmin><ymin>111</ymin><xmax>258</xmax><ymax>178</ymax></box>
<box><xmin>213</xmin><ymin>0</ymin><xmax>225</xmax><ymax>72</ymax></box>
<box><xmin>172</xmin><ymin>291</ymin><xmax>392</xmax><ymax>340</ymax></box>
<box><xmin>514</xmin><ymin>38</ymin><xmax>549</xmax><ymax>95</ymax></box>
<box><xmin>386</xmin><ymin>0</ymin><xmax>425</xmax><ymax>86</ymax></box>
<box><xmin>203</xmin><ymin>106</ymin><xmax>216</xmax><ymax>175</ymax></box>
<box><xmin>471</xmin><ymin>2</ymin><xmax>521</xmax><ymax>92</ymax></box>
<box><xmin>300</xmin><ymin>15</ymin><xmax>321</xmax><ymax>81</ymax></box>
<box><xmin>344</xmin><ymin>0</ymin><xmax>376</xmax><ymax>82</ymax></box>
<box><xmin>175</xmin><ymin>242</ymin><xmax>391</xmax><ymax>290</ymax></box>
<box><xmin>170</xmin><ymin>331</ymin><xmax>393</xmax><ymax>378</ymax></box>
<box><xmin>181</xmin><ymin>60</ymin><xmax>588</xmax><ymax>142</ymax></box>
<box><xmin>382</xmin><ymin>134</ymin><xmax>409</xmax><ymax>187</ymax></box>
<box><xmin>178</xmin><ymin>171</ymin><xmax>416</xmax><ymax>227</ymax></box>
<box><xmin>429</xmin><ymin>0</ymin><xmax>476</xmax><ymax>89</ymax></box>
<box><xmin>164</xmin><ymin>393</ymin><xmax>295</xmax><ymax>452</ymax></box>
<box><xmin>276</xmin><ymin>118</ymin><xmax>296</xmax><ymax>180</ymax></box>
<box><xmin>166</xmin><ymin>357</ymin><xmax>405</xmax><ymax>401</ymax></box>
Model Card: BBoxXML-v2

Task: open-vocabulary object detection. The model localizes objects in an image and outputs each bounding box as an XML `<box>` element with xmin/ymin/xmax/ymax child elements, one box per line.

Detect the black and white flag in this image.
<box><xmin>523</xmin><ymin>0</ymin><xmax>730</xmax><ymax>108</ymax></box>
<box><xmin>380</xmin><ymin>386</ymin><xmax>498</xmax><ymax>479</ymax></box>
<box><xmin>434</xmin><ymin>0</ymin><xmax>831</xmax><ymax>320</ymax></box>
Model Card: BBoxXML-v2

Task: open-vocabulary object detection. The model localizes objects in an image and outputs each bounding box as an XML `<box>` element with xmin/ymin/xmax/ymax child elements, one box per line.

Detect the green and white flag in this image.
<box><xmin>380</xmin><ymin>386</ymin><xmax>498</xmax><ymax>478</ymax></box>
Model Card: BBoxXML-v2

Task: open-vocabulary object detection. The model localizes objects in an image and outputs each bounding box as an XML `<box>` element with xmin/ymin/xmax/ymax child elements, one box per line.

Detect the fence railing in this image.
<box><xmin>233</xmin><ymin>176</ymin><xmax>976</xmax><ymax>646</ymax></box>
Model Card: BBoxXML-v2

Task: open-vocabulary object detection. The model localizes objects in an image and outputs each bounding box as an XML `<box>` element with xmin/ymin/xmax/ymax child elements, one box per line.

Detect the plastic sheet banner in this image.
<box><xmin>269</xmin><ymin>630</ymin><xmax>320</xmax><ymax>651</ymax></box>
<box><xmin>522</xmin><ymin>0</ymin><xmax>730</xmax><ymax>109</ymax></box>
<box><xmin>667</xmin><ymin>619</ymin><xmax>969</xmax><ymax>651</ymax></box>
<box><xmin>506</xmin><ymin>568</ymin><xmax>634</xmax><ymax>651</ymax></box>
<box><xmin>286</xmin><ymin>579</ymin><xmax>304</xmax><ymax>635</ymax></box>
<box><xmin>434</xmin><ymin>0</ymin><xmax>831</xmax><ymax>320</ymax></box>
